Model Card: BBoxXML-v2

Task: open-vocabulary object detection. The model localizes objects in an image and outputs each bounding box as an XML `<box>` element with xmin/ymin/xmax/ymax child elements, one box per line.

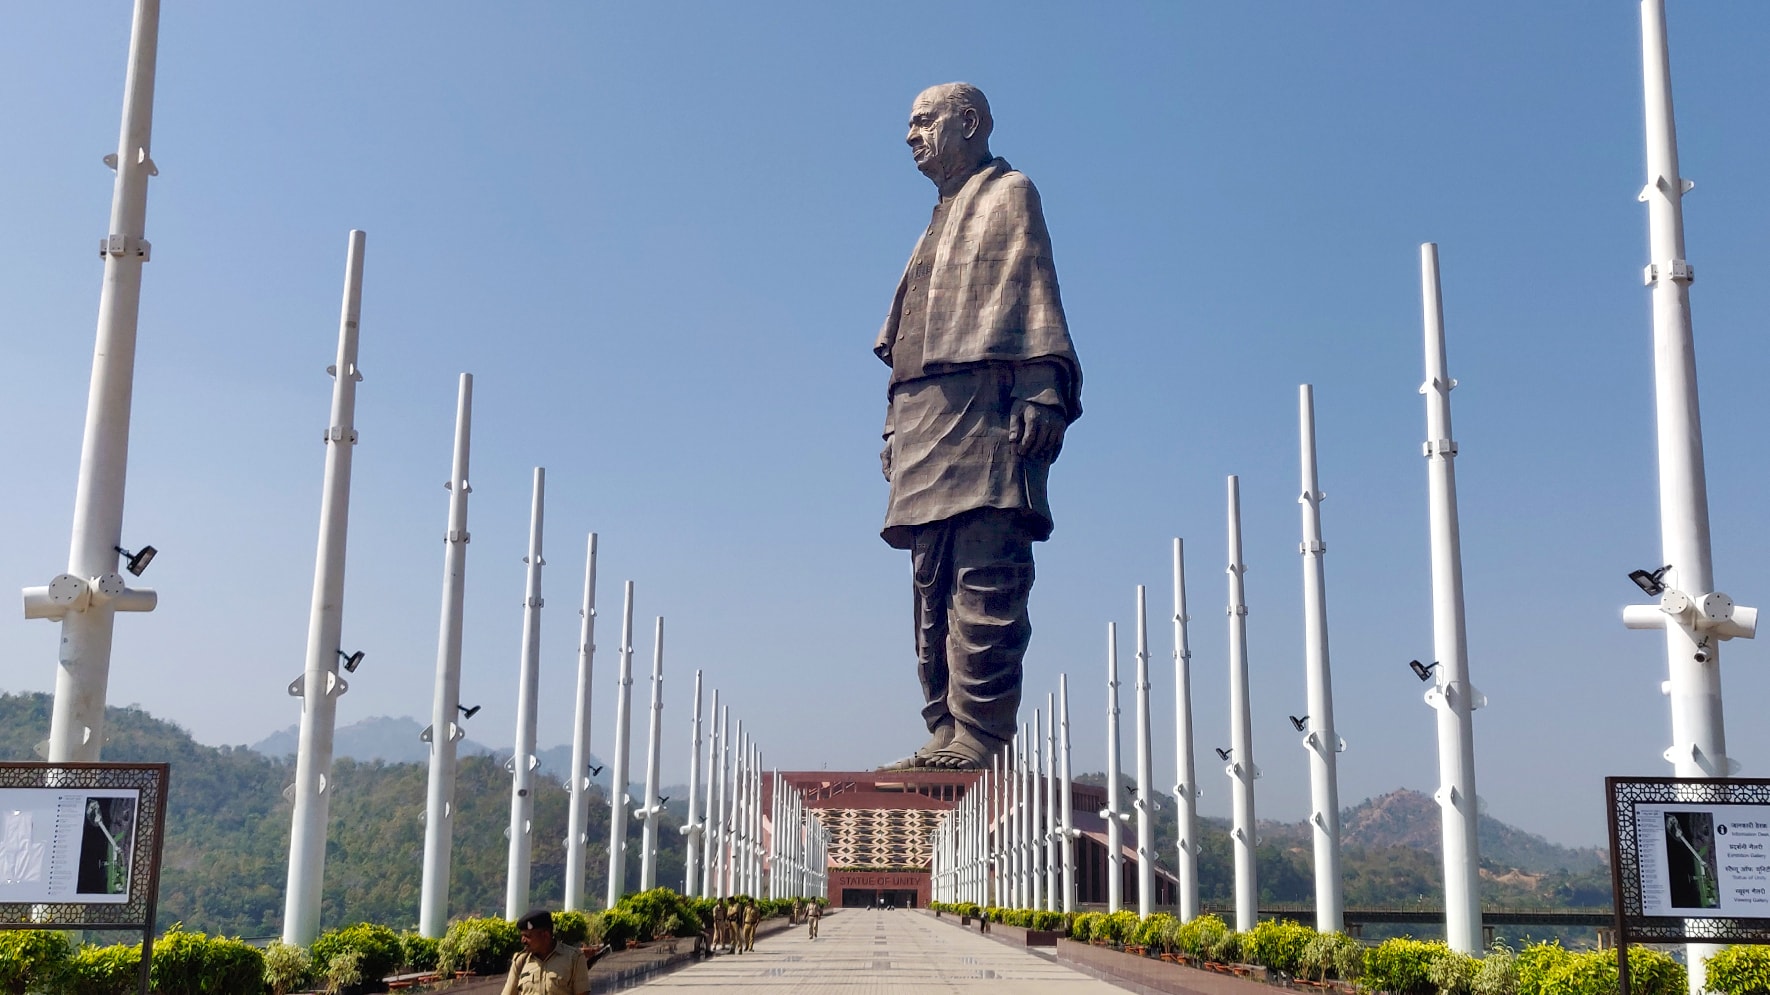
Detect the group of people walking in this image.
<box><xmin>706</xmin><ymin>896</ymin><xmax>825</xmax><ymax>954</ymax></box>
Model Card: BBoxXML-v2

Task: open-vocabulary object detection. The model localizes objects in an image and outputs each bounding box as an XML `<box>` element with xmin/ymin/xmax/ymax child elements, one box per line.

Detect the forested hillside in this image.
<box><xmin>0</xmin><ymin>692</ymin><xmax>686</xmax><ymax>937</ymax></box>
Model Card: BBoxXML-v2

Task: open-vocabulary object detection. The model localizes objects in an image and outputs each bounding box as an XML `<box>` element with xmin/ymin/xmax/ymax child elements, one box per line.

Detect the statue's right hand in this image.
<box><xmin>880</xmin><ymin>439</ymin><xmax>894</xmax><ymax>482</ymax></box>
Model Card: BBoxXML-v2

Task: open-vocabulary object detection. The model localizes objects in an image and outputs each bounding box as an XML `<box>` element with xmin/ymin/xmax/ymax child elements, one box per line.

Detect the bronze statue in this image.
<box><xmin>875</xmin><ymin>83</ymin><xmax>1082</xmax><ymax>771</ymax></box>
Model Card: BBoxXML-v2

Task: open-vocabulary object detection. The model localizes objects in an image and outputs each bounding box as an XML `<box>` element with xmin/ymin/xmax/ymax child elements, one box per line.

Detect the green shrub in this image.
<box><xmin>1243</xmin><ymin>918</ymin><xmax>1315</xmax><ymax>974</ymax></box>
<box><xmin>147</xmin><ymin>925</ymin><xmax>264</xmax><ymax>995</ymax></box>
<box><xmin>397</xmin><ymin>931</ymin><xmax>439</xmax><ymax>972</ymax></box>
<box><xmin>1427</xmin><ymin>948</ymin><xmax>1481</xmax><ymax>995</ymax></box>
<box><xmin>311</xmin><ymin>922</ymin><xmax>401</xmax><ymax>985</ymax></box>
<box><xmin>599</xmin><ymin>909</ymin><xmax>646</xmax><ymax>949</ymax></box>
<box><xmin>0</xmin><ymin>929</ymin><xmax>71</xmax><ymax>994</ymax></box>
<box><xmin>1471</xmin><ymin>944</ymin><xmax>1517</xmax><ymax>995</ymax></box>
<box><xmin>1361</xmin><ymin>937</ymin><xmax>1451</xmax><ymax>995</ymax></box>
<box><xmin>322</xmin><ymin>949</ymin><xmax>362</xmax><ymax>995</ymax></box>
<box><xmin>1709</xmin><ymin>945</ymin><xmax>1770</xmax><ymax>995</ymax></box>
<box><xmin>1135</xmin><ymin>913</ymin><xmax>1179</xmax><ymax>951</ymax></box>
<box><xmin>581</xmin><ymin>912</ymin><xmax>609</xmax><ymax>949</ymax></box>
<box><xmin>613</xmin><ymin>887</ymin><xmax>704</xmax><ymax>941</ymax></box>
<box><xmin>1208</xmin><ymin>930</ymin><xmax>1244</xmax><ymax>965</ymax></box>
<box><xmin>552</xmin><ymin>911</ymin><xmax>589</xmax><ymax>947</ymax></box>
<box><xmin>1515</xmin><ymin>945</ymin><xmax>1684</xmax><ymax>995</ymax></box>
<box><xmin>1099</xmin><ymin>909</ymin><xmax>1140</xmax><ymax>947</ymax></box>
<box><xmin>1030</xmin><ymin>909</ymin><xmax>1063</xmax><ymax>932</ymax></box>
<box><xmin>62</xmin><ymin>943</ymin><xmax>142</xmax><ymax>995</ymax></box>
<box><xmin>1302</xmin><ymin>931</ymin><xmax>1365</xmax><ymax>983</ymax></box>
<box><xmin>1174</xmin><ymin>913</ymin><xmax>1228</xmax><ymax>960</ymax></box>
<box><xmin>262</xmin><ymin>941</ymin><xmax>312</xmax><ymax>995</ymax></box>
<box><xmin>437</xmin><ymin>916</ymin><xmax>519</xmax><ymax>976</ymax></box>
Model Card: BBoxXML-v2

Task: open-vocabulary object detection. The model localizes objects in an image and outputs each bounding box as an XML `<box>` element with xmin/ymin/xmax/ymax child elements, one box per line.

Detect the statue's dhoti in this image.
<box><xmin>909</xmin><ymin>507</ymin><xmax>1033</xmax><ymax>751</ymax></box>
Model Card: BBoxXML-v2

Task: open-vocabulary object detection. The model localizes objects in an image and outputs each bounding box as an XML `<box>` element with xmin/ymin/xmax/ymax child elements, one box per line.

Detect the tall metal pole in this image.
<box><xmin>715</xmin><ymin>704</ymin><xmax>731</xmax><ymax>897</ymax></box>
<box><xmin>504</xmin><ymin>468</ymin><xmax>546</xmax><ymax>920</ymax></box>
<box><xmin>990</xmin><ymin>750</ymin><xmax>1003</xmax><ymax>905</ymax></box>
<box><xmin>280</xmin><ymin>230</ymin><xmax>367</xmax><ymax>946</ymax></box>
<box><xmin>1104</xmin><ymin>622</ymin><xmax>1124</xmax><ymax>914</ymax></box>
<box><xmin>1045</xmin><ymin>692</ymin><xmax>1059</xmax><ymax>912</ymax></box>
<box><xmin>683</xmin><ymin>671</ymin><xmax>704</xmax><ymax>897</ymax></box>
<box><xmin>28</xmin><ymin>0</ymin><xmax>162</xmax><ymax>763</ymax></box>
<box><xmin>1418</xmin><ymin>245</ymin><xmax>1482</xmax><ymax>953</ymax></box>
<box><xmin>637</xmin><ymin>617</ymin><xmax>666</xmax><ymax>891</ymax></box>
<box><xmin>1030</xmin><ymin>713</ymin><xmax>1043</xmax><ymax>912</ymax></box>
<box><xmin>419</xmin><ymin>373</ymin><xmax>473</xmax><ymax>937</ymax></box>
<box><xmin>1298</xmin><ymin>385</ymin><xmax>1345</xmax><ymax>934</ymax></box>
<box><xmin>1226</xmin><ymin>475</ymin><xmax>1259</xmax><ymax>933</ymax></box>
<box><xmin>1623</xmin><ymin>8</ymin><xmax>1759</xmax><ymax>986</ymax></box>
<box><xmin>1135</xmin><ymin>586</ymin><xmax>1156</xmax><ymax>918</ymax></box>
<box><xmin>604</xmin><ymin>582</ymin><xmax>636</xmax><ymax>908</ymax></box>
<box><xmin>1059</xmin><ymin>673</ymin><xmax>1075</xmax><ymax>914</ymax></box>
<box><xmin>701</xmin><ymin>691</ymin><xmax>721</xmax><ymax>897</ymax></box>
<box><xmin>564</xmin><ymin>534</ymin><xmax>598</xmax><ymax>912</ymax></box>
<box><xmin>1171</xmin><ymin>539</ymin><xmax>1199</xmax><ymax>921</ymax></box>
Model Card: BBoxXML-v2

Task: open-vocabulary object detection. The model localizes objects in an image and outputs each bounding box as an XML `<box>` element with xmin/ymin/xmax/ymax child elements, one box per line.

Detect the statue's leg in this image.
<box><xmin>879</xmin><ymin>521</ymin><xmax>957</xmax><ymax>770</ymax></box>
<box><xmin>923</xmin><ymin>511</ymin><xmax>1032</xmax><ymax>771</ymax></box>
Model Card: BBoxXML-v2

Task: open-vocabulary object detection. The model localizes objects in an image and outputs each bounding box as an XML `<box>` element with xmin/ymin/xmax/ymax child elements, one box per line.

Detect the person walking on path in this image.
<box><xmin>710</xmin><ymin>898</ymin><xmax>729</xmax><ymax>953</ymax></box>
<box><xmin>741</xmin><ymin>898</ymin><xmax>760</xmax><ymax>953</ymax></box>
<box><xmin>807</xmin><ymin>899</ymin><xmax>822</xmax><ymax>940</ymax></box>
<box><xmin>501</xmin><ymin>910</ymin><xmax>590</xmax><ymax>995</ymax></box>
<box><xmin>791</xmin><ymin>898</ymin><xmax>803</xmax><ymax>926</ymax></box>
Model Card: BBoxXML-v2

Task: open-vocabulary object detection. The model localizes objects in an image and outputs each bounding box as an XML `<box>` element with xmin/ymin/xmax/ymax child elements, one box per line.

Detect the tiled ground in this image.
<box><xmin>625</xmin><ymin>909</ymin><xmax>1131</xmax><ymax>993</ymax></box>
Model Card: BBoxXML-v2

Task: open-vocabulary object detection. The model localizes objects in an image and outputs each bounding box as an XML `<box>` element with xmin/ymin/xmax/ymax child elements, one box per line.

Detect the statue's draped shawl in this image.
<box><xmin>874</xmin><ymin>158</ymin><xmax>1083</xmax><ymax>420</ymax></box>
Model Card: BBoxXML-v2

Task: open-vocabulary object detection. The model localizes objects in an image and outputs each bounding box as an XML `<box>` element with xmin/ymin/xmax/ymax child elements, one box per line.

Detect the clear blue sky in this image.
<box><xmin>4</xmin><ymin>3</ymin><xmax>1768</xmax><ymax>848</ymax></box>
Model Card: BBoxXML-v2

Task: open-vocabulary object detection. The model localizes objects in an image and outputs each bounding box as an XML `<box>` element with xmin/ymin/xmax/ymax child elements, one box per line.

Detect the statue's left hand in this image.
<box><xmin>1009</xmin><ymin>401</ymin><xmax>1066</xmax><ymax>463</ymax></box>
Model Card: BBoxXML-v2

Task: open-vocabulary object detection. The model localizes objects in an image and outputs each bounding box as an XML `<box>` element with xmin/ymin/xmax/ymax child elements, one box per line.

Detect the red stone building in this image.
<box><xmin>769</xmin><ymin>769</ymin><xmax>1176</xmax><ymax>909</ymax></box>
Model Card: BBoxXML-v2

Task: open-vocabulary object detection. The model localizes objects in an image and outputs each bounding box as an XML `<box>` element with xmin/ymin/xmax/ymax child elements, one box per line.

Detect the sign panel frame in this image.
<box><xmin>1607</xmin><ymin>776</ymin><xmax>1770</xmax><ymax>995</ymax></box>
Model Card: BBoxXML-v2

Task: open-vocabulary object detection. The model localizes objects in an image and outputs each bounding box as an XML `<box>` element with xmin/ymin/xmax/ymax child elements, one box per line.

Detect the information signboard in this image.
<box><xmin>1606</xmin><ymin>777</ymin><xmax>1770</xmax><ymax>995</ymax></box>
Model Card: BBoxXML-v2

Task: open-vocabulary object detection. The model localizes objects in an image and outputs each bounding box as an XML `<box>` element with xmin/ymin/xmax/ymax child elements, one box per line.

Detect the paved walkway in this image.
<box><xmin>625</xmin><ymin>909</ymin><xmax>1132</xmax><ymax>993</ymax></box>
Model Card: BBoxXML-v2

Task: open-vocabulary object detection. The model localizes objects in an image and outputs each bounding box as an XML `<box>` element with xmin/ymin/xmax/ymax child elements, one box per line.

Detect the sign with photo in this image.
<box><xmin>0</xmin><ymin>763</ymin><xmax>167</xmax><ymax>931</ymax></box>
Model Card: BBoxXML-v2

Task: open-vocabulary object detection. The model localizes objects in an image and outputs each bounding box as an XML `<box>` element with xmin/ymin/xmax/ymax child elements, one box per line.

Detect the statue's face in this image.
<box><xmin>906</xmin><ymin>88</ymin><xmax>976</xmax><ymax>183</ymax></box>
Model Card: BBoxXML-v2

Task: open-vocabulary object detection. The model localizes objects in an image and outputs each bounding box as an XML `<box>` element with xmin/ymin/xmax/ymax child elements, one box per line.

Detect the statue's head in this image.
<box><xmin>906</xmin><ymin>83</ymin><xmax>993</xmax><ymax>187</ymax></box>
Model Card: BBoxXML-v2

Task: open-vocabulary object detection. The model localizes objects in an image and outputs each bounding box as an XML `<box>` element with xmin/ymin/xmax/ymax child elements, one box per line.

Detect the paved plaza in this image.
<box><xmin>627</xmin><ymin>910</ymin><xmax>1132</xmax><ymax>993</ymax></box>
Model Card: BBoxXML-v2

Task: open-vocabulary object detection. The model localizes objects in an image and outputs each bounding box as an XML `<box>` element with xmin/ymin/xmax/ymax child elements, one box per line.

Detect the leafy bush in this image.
<box><xmin>0</xmin><ymin>929</ymin><xmax>71</xmax><ymax>994</ymax></box>
<box><xmin>1302</xmin><ymin>932</ymin><xmax>1365</xmax><ymax>983</ymax></box>
<box><xmin>62</xmin><ymin>944</ymin><xmax>142</xmax><ymax>995</ymax></box>
<box><xmin>263</xmin><ymin>941</ymin><xmax>312</xmax><ymax>995</ymax></box>
<box><xmin>1069</xmin><ymin>911</ymin><xmax>1102</xmax><ymax>942</ymax></box>
<box><xmin>1099</xmin><ymin>909</ymin><xmax>1141</xmax><ymax>947</ymax></box>
<box><xmin>398</xmin><ymin>931</ymin><xmax>439</xmax><ymax>973</ymax></box>
<box><xmin>613</xmin><ymin>887</ymin><xmax>704</xmax><ymax>940</ymax></box>
<box><xmin>1708</xmin><ymin>945</ymin><xmax>1770</xmax><ymax>995</ymax></box>
<box><xmin>438</xmin><ymin>916</ymin><xmax>520</xmax><ymax>976</ymax></box>
<box><xmin>148</xmin><ymin>925</ymin><xmax>264</xmax><ymax>995</ymax></box>
<box><xmin>1243</xmin><ymin>918</ymin><xmax>1315</xmax><ymax>975</ymax></box>
<box><xmin>311</xmin><ymin>922</ymin><xmax>401</xmax><ymax>985</ymax></box>
<box><xmin>1207</xmin><ymin>929</ymin><xmax>1244</xmax><ymax>965</ymax></box>
<box><xmin>1513</xmin><ymin>945</ymin><xmax>1683</xmax><ymax>995</ymax></box>
<box><xmin>581</xmin><ymin>913</ymin><xmax>608</xmax><ymax>949</ymax></box>
<box><xmin>322</xmin><ymin>949</ymin><xmax>362</xmax><ymax>995</ymax></box>
<box><xmin>1471</xmin><ymin>944</ymin><xmax>1517</xmax><ymax>995</ymax></box>
<box><xmin>552</xmin><ymin>912</ymin><xmax>589</xmax><ymax>947</ymax></box>
<box><xmin>1174</xmin><ymin>913</ymin><xmax>1228</xmax><ymax>960</ymax></box>
<box><xmin>599</xmin><ymin>909</ymin><xmax>646</xmax><ymax>949</ymax></box>
<box><xmin>1135</xmin><ymin>913</ymin><xmax>1179</xmax><ymax>951</ymax></box>
<box><xmin>1427</xmin><ymin>948</ymin><xmax>1481</xmax><ymax>995</ymax></box>
<box><xmin>1361</xmin><ymin>937</ymin><xmax>1451</xmax><ymax>995</ymax></box>
<box><xmin>1030</xmin><ymin>910</ymin><xmax>1063</xmax><ymax>931</ymax></box>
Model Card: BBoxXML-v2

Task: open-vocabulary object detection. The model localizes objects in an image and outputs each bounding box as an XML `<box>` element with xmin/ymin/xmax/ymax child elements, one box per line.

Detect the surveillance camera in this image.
<box><xmin>1694</xmin><ymin>649</ymin><xmax>1710</xmax><ymax>663</ymax></box>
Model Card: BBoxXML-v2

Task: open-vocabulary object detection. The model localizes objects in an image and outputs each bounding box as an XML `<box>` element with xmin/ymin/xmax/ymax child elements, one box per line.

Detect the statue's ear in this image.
<box><xmin>961</xmin><ymin>107</ymin><xmax>980</xmax><ymax>140</ymax></box>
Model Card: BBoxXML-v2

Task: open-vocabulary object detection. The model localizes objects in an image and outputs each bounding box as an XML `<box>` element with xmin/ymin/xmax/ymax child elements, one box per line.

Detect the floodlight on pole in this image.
<box><xmin>113</xmin><ymin>545</ymin><xmax>156</xmax><ymax>577</ymax></box>
<box><xmin>1408</xmin><ymin>659</ymin><xmax>1438</xmax><ymax>682</ymax></box>
<box><xmin>1289</xmin><ymin>715</ymin><xmax>1308</xmax><ymax>732</ymax></box>
<box><xmin>1630</xmin><ymin>566</ymin><xmax>1672</xmax><ymax>597</ymax></box>
<box><xmin>337</xmin><ymin>649</ymin><xmax>364</xmax><ymax>673</ymax></box>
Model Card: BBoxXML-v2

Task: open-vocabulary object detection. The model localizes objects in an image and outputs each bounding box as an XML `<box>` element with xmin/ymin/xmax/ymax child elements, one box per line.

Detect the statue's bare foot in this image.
<box><xmin>877</xmin><ymin>720</ymin><xmax>955</xmax><ymax>770</ymax></box>
<box><xmin>921</xmin><ymin>726</ymin><xmax>999</xmax><ymax>771</ymax></box>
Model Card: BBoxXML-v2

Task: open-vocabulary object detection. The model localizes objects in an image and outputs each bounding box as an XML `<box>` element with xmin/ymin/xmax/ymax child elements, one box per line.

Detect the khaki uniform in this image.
<box><xmin>741</xmin><ymin>903</ymin><xmax>759</xmax><ymax>952</ymax></box>
<box><xmin>807</xmin><ymin>901</ymin><xmax>821</xmax><ymax>939</ymax></box>
<box><xmin>500</xmin><ymin>942</ymin><xmax>589</xmax><ymax>995</ymax></box>
<box><xmin>711</xmin><ymin>901</ymin><xmax>729</xmax><ymax>951</ymax></box>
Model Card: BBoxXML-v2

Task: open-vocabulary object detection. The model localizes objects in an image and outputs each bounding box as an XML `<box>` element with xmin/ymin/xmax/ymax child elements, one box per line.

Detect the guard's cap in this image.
<box><xmin>516</xmin><ymin>910</ymin><xmax>554</xmax><ymax>932</ymax></box>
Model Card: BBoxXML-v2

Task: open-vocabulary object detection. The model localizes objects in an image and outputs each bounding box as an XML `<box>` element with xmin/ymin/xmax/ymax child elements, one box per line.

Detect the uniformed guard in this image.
<box><xmin>711</xmin><ymin>897</ymin><xmax>730</xmax><ymax>953</ymax></box>
<box><xmin>741</xmin><ymin>897</ymin><xmax>760</xmax><ymax>953</ymax></box>
<box><xmin>807</xmin><ymin>898</ymin><xmax>822</xmax><ymax>940</ymax></box>
<box><xmin>501</xmin><ymin>910</ymin><xmax>589</xmax><ymax>995</ymax></box>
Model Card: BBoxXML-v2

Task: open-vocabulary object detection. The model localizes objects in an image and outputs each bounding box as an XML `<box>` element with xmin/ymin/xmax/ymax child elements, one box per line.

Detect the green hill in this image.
<box><xmin>0</xmin><ymin>692</ymin><xmax>687</xmax><ymax>937</ymax></box>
